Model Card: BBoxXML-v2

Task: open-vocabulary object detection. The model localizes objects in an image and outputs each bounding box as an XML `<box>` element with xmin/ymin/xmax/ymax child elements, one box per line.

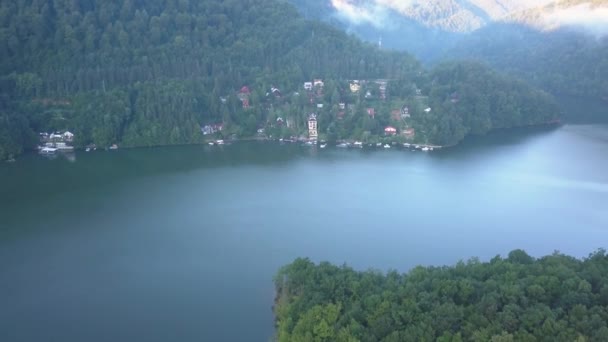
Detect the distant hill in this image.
<box><xmin>444</xmin><ymin>24</ymin><xmax>608</xmax><ymax>108</ymax></box>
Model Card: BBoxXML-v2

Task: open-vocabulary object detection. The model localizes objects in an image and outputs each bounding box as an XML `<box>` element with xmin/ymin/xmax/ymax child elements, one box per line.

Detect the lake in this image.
<box><xmin>1</xmin><ymin>124</ymin><xmax>608</xmax><ymax>342</ymax></box>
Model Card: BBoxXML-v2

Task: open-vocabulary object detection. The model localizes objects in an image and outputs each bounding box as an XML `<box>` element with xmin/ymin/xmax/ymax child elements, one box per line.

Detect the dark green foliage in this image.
<box><xmin>274</xmin><ymin>249</ymin><xmax>608</xmax><ymax>342</ymax></box>
<box><xmin>423</xmin><ymin>61</ymin><xmax>559</xmax><ymax>146</ymax></box>
<box><xmin>448</xmin><ymin>24</ymin><xmax>608</xmax><ymax>105</ymax></box>
<box><xmin>0</xmin><ymin>0</ymin><xmax>560</xmax><ymax>159</ymax></box>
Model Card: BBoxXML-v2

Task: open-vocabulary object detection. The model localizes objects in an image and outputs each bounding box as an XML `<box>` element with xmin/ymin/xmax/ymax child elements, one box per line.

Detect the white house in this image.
<box><xmin>304</xmin><ymin>82</ymin><xmax>313</xmax><ymax>91</ymax></box>
<box><xmin>63</xmin><ymin>131</ymin><xmax>74</xmax><ymax>141</ymax></box>
<box><xmin>424</xmin><ymin>107</ymin><xmax>432</xmax><ymax>113</ymax></box>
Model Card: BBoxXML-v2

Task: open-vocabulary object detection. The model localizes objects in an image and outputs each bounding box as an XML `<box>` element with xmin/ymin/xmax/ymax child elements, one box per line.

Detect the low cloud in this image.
<box><xmin>330</xmin><ymin>0</ymin><xmax>393</xmax><ymax>28</ymax></box>
<box><xmin>544</xmin><ymin>3</ymin><xmax>608</xmax><ymax>36</ymax></box>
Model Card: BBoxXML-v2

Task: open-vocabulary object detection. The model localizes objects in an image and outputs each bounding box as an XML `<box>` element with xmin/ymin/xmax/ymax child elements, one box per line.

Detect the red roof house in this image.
<box><xmin>384</xmin><ymin>126</ymin><xmax>397</xmax><ymax>135</ymax></box>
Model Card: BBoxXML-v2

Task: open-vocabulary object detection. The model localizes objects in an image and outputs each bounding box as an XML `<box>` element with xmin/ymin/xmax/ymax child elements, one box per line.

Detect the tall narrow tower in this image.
<box><xmin>308</xmin><ymin>114</ymin><xmax>318</xmax><ymax>141</ymax></box>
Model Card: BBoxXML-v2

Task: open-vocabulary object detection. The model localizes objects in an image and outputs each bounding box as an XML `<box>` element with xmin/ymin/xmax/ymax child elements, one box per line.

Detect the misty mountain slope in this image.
<box><xmin>326</xmin><ymin>0</ymin><xmax>607</xmax><ymax>32</ymax></box>
<box><xmin>445</xmin><ymin>24</ymin><xmax>608</xmax><ymax>106</ymax></box>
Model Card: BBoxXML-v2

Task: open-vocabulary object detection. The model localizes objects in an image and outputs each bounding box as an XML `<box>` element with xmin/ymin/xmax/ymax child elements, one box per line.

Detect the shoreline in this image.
<box><xmin>5</xmin><ymin>121</ymin><xmax>564</xmax><ymax>162</ymax></box>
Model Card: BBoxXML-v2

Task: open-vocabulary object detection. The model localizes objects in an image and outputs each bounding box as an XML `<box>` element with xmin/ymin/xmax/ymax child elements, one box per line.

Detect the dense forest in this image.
<box><xmin>275</xmin><ymin>249</ymin><xmax>608</xmax><ymax>341</ymax></box>
<box><xmin>446</xmin><ymin>24</ymin><xmax>608</xmax><ymax>105</ymax></box>
<box><xmin>0</xmin><ymin>0</ymin><xmax>559</xmax><ymax>160</ymax></box>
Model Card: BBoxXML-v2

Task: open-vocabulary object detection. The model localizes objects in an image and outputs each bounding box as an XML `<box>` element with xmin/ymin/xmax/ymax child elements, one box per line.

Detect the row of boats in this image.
<box><xmin>38</xmin><ymin>142</ymin><xmax>74</xmax><ymax>154</ymax></box>
<box><xmin>205</xmin><ymin>138</ymin><xmax>438</xmax><ymax>151</ymax></box>
<box><xmin>320</xmin><ymin>141</ymin><xmax>437</xmax><ymax>151</ymax></box>
<box><xmin>39</xmin><ymin>143</ymin><xmax>118</xmax><ymax>154</ymax></box>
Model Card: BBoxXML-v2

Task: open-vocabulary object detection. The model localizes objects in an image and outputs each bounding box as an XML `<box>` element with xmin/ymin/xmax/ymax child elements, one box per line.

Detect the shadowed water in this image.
<box><xmin>1</xmin><ymin>124</ymin><xmax>607</xmax><ymax>341</ymax></box>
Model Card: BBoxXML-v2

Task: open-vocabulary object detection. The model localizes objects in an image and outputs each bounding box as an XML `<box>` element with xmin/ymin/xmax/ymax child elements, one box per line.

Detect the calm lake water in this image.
<box><xmin>1</xmin><ymin>124</ymin><xmax>608</xmax><ymax>342</ymax></box>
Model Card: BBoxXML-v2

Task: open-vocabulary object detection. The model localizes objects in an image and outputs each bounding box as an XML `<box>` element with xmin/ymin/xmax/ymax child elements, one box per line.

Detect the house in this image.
<box><xmin>313</xmin><ymin>79</ymin><xmax>324</xmax><ymax>88</ymax></box>
<box><xmin>271</xmin><ymin>87</ymin><xmax>282</xmax><ymax>97</ymax></box>
<box><xmin>63</xmin><ymin>131</ymin><xmax>74</xmax><ymax>141</ymax></box>
<box><xmin>242</xmin><ymin>98</ymin><xmax>250</xmax><ymax>109</ymax></box>
<box><xmin>367</xmin><ymin>108</ymin><xmax>375</xmax><ymax>118</ymax></box>
<box><xmin>424</xmin><ymin>107</ymin><xmax>432</xmax><ymax>113</ymax></box>
<box><xmin>49</xmin><ymin>133</ymin><xmax>63</xmax><ymax>141</ymax></box>
<box><xmin>317</xmin><ymin>103</ymin><xmax>324</xmax><ymax>109</ymax></box>
<box><xmin>202</xmin><ymin>125</ymin><xmax>214</xmax><ymax>135</ymax></box>
<box><xmin>308</xmin><ymin>114</ymin><xmax>318</xmax><ymax>140</ymax></box>
<box><xmin>339</xmin><ymin>103</ymin><xmax>346</xmax><ymax>110</ymax></box>
<box><xmin>402</xmin><ymin>128</ymin><xmax>415</xmax><ymax>139</ymax></box>
<box><xmin>415</xmin><ymin>88</ymin><xmax>422</xmax><ymax>96</ymax></box>
<box><xmin>401</xmin><ymin>105</ymin><xmax>410</xmax><ymax>118</ymax></box>
<box><xmin>304</xmin><ymin>82</ymin><xmax>313</xmax><ymax>91</ymax></box>
<box><xmin>365</xmin><ymin>90</ymin><xmax>372</xmax><ymax>99</ymax></box>
<box><xmin>276</xmin><ymin>117</ymin><xmax>284</xmax><ymax>126</ymax></box>
<box><xmin>238</xmin><ymin>86</ymin><xmax>251</xmax><ymax>109</ymax></box>
<box><xmin>450</xmin><ymin>92</ymin><xmax>460</xmax><ymax>103</ymax></box>
<box><xmin>349</xmin><ymin>82</ymin><xmax>361</xmax><ymax>93</ymax></box>
<box><xmin>384</xmin><ymin>126</ymin><xmax>397</xmax><ymax>135</ymax></box>
<box><xmin>201</xmin><ymin>124</ymin><xmax>223</xmax><ymax>135</ymax></box>
<box><xmin>391</xmin><ymin>110</ymin><xmax>401</xmax><ymax>121</ymax></box>
<box><xmin>220</xmin><ymin>96</ymin><xmax>227</xmax><ymax>104</ymax></box>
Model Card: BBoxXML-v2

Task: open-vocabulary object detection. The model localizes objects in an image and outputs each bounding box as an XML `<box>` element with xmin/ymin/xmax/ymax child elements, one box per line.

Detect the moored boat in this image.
<box><xmin>40</xmin><ymin>147</ymin><xmax>57</xmax><ymax>154</ymax></box>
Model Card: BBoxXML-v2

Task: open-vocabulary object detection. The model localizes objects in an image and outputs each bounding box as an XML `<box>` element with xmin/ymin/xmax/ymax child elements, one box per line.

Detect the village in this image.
<box><xmin>202</xmin><ymin>77</ymin><xmax>447</xmax><ymax>151</ymax></box>
<box><xmin>37</xmin><ymin>130</ymin><xmax>119</xmax><ymax>156</ymax></box>
<box><xmin>37</xmin><ymin>131</ymin><xmax>76</xmax><ymax>155</ymax></box>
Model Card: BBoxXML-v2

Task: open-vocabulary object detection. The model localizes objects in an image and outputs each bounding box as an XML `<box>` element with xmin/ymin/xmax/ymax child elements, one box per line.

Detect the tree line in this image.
<box><xmin>275</xmin><ymin>249</ymin><xmax>608</xmax><ymax>341</ymax></box>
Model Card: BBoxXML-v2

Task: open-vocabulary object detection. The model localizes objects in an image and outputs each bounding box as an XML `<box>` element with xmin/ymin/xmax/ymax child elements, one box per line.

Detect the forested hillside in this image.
<box><xmin>446</xmin><ymin>24</ymin><xmax>608</xmax><ymax>107</ymax></box>
<box><xmin>0</xmin><ymin>0</ymin><xmax>421</xmax><ymax>159</ymax></box>
<box><xmin>0</xmin><ymin>0</ymin><xmax>559</xmax><ymax>160</ymax></box>
<box><xmin>275</xmin><ymin>250</ymin><xmax>608</xmax><ymax>341</ymax></box>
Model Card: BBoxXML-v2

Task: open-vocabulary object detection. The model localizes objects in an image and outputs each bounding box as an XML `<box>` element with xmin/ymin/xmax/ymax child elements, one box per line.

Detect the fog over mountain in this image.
<box><xmin>290</xmin><ymin>0</ymin><xmax>608</xmax><ymax>110</ymax></box>
<box><xmin>328</xmin><ymin>0</ymin><xmax>608</xmax><ymax>34</ymax></box>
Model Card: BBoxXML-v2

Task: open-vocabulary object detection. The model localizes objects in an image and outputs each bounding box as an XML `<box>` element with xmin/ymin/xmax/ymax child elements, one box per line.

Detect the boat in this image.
<box><xmin>55</xmin><ymin>142</ymin><xmax>74</xmax><ymax>152</ymax></box>
<box><xmin>376</xmin><ymin>143</ymin><xmax>382</xmax><ymax>147</ymax></box>
<box><xmin>383</xmin><ymin>144</ymin><xmax>391</xmax><ymax>149</ymax></box>
<box><xmin>208</xmin><ymin>142</ymin><xmax>214</xmax><ymax>146</ymax></box>
<box><xmin>414</xmin><ymin>145</ymin><xmax>420</xmax><ymax>149</ymax></box>
<box><xmin>304</xmin><ymin>141</ymin><xmax>315</xmax><ymax>146</ymax></box>
<box><xmin>86</xmin><ymin>147</ymin><xmax>91</xmax><ymax>152</ymax></box>
<box><xmin>403</xmin><ymin>143</ymin><xmax>411</xmax><ymax>147</ymax></box>
<box><xmin>337</xmin><ymin>143</ymin><xmax>349</xmax><ymax>148</ymax></box>
<box><xmin>320</xmin><ymin>143</ymin><xmax>327</xmax><ymax>149</ymax></box>
<box><xmin>216</xmin><ymin>140</ymin><xmax>224</xmax><ymax>145</ymax></box>
<box><xmin>421</xmin><ymin>147</ymin><xmax>430</xmax><ymax>152</ymax></box>
<box><xmin>109</xmin><ymin>144</ymin><xmax>118</xmax><ymax>150</ymax></box>
<box><xmin>40</xmin><ymin>147</ymin><xmax>57</xmax><ymax>154</ymax></box>
<box><xmin>353</xmin><ymin>141</ymin><xmax>363</xmax><ymax>148</ymax></box>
